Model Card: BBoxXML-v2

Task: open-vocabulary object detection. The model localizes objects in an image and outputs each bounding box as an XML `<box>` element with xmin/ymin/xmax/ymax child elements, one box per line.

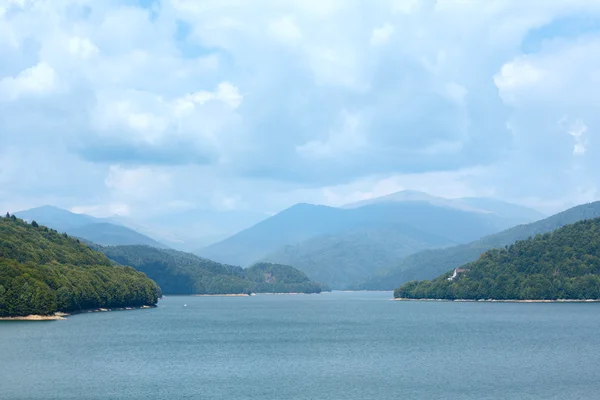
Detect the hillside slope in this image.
<box><xmin>15</xmin><ymin>206</ymin><xmax>167</xmax><ymax>248</ymax></box>
<box><xmin>198</xmin><ymin>200</ymin><xmax>527</xmax><ymax>267</ymax></box>
<box><xmin>357</xmin><ymin>201</ymin><xmax>600</xmax><ymax>290</ymax></box>
<box><xmin>0</xmin><ymin>215</ymin><xmax>160</xmax><ymax>317</ymax></box>
<box><xmin>395</xmin><ymin>218</ymin><xmax>600</xmax><ymax>300</ymax></box>
<box><xmin>99</xmin><ymin>245</ymin><xmax>325</xmax><ymax>295</ymax></box>
<box><xmin>263</xmin><ymin>223</ymin><xmax>453</xmax><ymax>288</ymax></box>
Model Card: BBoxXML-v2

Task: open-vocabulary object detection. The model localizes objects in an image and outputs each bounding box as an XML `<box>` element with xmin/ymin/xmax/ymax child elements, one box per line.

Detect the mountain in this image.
<box><xmin>343</xmin><ymin>190</ymin><xmax>483</xmax><ymax>211</ymax></box>
<box><xmin>262</xmin><ymin>223</ymin><xmax>454</xmax><ymax>289</ymax></box>
<box><xmin>0</xmin><ymin>214</ymin><xmax>160</xmax><ymax>318</ymax></box>
<box><xmin>13</xmin><ymin>205</ymin><xmax>100</xmax><ymax>232</ymax></box>
<box><xmin>14</xmin><ymin>206</ymin><xmax>167</xmax><ymax>248</ymax></box>
<box><xmin>395</xmin><ymin>217</ymin><xmax>600</xmax><ymax>300</ymax></box>
<box><xmin>198</xmin><ymin>197</ymin><xmax>541</xmax><ymax>277</ymax></box>
<box><xmin>357</xmin><ymin>201</ymin><xmax>600</xmax><ymax>290</ymax></box>
<box><xmin>67</xmin><ymin>223</ymin><xmax>168</xmax><ymax>247</ymax></box>
<box><xmin>197</xmin><ymin>204</ymin><xmax>354</xmax><ymax>266</ymax></box>
<box><xmin>106</xmin><ymin>209</ymin><xmax>270</xmax><ymax>251</ymax></box>
<box><xmin>344</xmin><ymin>190</ymin><xmax>545</xmax><ymax>224</ymax></box>
<box><xmin>98</xmin><ymin>245</ymin><xmax>325</xmax><ymax>295</ymax></box>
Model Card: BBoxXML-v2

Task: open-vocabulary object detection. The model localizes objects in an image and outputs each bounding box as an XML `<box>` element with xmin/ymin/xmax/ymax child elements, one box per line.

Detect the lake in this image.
<box><xmin>1</xmin><ymin>291</ymin><xmax>600</xmax><ymax>399</ymax></box>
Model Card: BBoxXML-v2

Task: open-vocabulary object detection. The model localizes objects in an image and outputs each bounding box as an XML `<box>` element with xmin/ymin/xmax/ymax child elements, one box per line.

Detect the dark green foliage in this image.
<box><xmin>245</xmin><ymin>262</ymin><xmax>324</xmax><ymax>294</ymax></box>
<box><xmin>98</xmin><ymin>245</ymin><xmax>326</xmax><ymax>295</ymax></box>
<box><xmin>394</xmin><ymin>218</ymin><xmax>600</xmax><ymax>300</ymax></box>
<box><xmin>0</xmin><ymin>216</ymin><xmax>160</xmax><ymax>317</ymax></box>
<box><xmin>359</xmin><ymin>201</ymin><xmax>600</xmax><ymax>290</ymax></box>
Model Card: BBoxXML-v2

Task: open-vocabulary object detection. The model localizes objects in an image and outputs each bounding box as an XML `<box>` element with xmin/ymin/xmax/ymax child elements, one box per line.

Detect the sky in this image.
<box><xmin>1</xmin><ymin>0</ymin><xmax>600</xmax><ymax>221</ymax></box>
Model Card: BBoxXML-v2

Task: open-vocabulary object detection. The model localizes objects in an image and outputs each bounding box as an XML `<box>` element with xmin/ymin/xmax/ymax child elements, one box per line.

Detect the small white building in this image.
<box><xmin>448</xmin><ymin>268</ymin><xmax>468</xmax><ymax>281</ymax></box>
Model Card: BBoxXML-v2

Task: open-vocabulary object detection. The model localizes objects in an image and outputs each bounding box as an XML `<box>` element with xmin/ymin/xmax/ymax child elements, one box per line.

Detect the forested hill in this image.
<box><xmin>395</xmin><ymin>218</ymin><xmax>600</xmax><ymax>301</ymax></box>
<box><xmin>98</xmin><ymin>245</ymin><xmax>325</xmax><ymax>295</ymax></box>
<box><xmin>357</xmin><ymin>201</ymin><xmax>600</xmax><ymax>290</ymax></box>
<box><xmin>0</xmin><ymin>214</ymin><xmax>160</xmax><ymax>318</ymax></box>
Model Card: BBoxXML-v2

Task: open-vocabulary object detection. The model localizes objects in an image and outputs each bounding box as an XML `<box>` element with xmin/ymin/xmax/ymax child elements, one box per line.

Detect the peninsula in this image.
<box><xmin>0</xmin><ymin>214</ymin><xmax>160</xmax><ymax>319</ymax></box>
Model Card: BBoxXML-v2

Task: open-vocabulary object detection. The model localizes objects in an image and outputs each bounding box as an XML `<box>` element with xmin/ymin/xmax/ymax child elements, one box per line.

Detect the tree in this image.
<box><xmin>31</xmin><ymin>220</ymin><xmax>39</xmax><ymax>228</ymax></box>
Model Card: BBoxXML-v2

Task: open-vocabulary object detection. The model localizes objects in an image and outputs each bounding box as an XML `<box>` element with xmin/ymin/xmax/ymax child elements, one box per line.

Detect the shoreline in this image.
<box><xmin>179</xmin><ymin>292</ymin><xmax>323</xmax><ymax>297</ymax></box>
<box><xmin>0</xmin><ymin>305</ymin><xmax>156</xmax><ymax>321</ymax></box>
<box><xmin>393</xmin><ymin>298</ymin><xmax>600</xmax><ymax>303</ymax></box>
<box><xmin>0</xmin><ymin>313</ymin><xmax>68</xmax><ymax>321</ymax></box>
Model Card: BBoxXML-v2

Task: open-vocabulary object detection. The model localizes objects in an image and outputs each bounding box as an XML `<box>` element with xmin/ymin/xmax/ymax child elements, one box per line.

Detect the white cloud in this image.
<box><xmin>494</xmin><ymin>59</ymin><xmax>545</xmax><ymax>102</ymax></box>
<box><xmin>269</xmin><ymin>16</ymin><xmax>303</xmax><ymax>44</ymax></box>
<box><xmin>3</xmin><ymin>0</ymin><xmax>600</xmax><ymax>220</ymax></box>
<box><xmin>370</xmin><ymin>23</ymin><xmax>394</xmax><ymax>46</ymax></box>
<box><xmin>104</xmin><ymin>165</ymin><xmax>172</xmax><ymax>201</ymax></box>
<box><xmin>296</xmin><ymin>110</ymin><xmax>365</xmax><ymax>159</ymax></box>
<box><xmin>181</xmin><ymin>82</ymin><xmax>243</xmax><ymax>109</ymax></box>
<box><xmin>67</xmin><ymin>37</ymin><xmax>100</xmax><ymax>59</ymax></box>
<box><xmin>0</xmin><ymin>62</ymin><xmax>58</xmax><ymax>101</ymax></box>
<box><xmin>565</xmin><ymin>120</ymin><xmax>588</xmax><ymax>155</ymax></box>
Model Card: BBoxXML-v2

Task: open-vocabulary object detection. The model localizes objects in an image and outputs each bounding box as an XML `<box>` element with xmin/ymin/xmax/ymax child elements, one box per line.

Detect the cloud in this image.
<box><xmin>0</xmin><ymin>62</ymin><xmax>58</xmax><ymax>101</ymax></box>
<box><xmin>565</xmin><ymin>119</ymin><xmax>587</xmax><ymax>155</ymax></box>
<box><xmin>269</xmin><ymin>16</ymin><xmax>303</xmax><ymax>44</ymax></box>
<box><xmin>2</xmin><ymin>0</ymin><xmax>600</xmax><ymax>221</ymax></box>
<box><xmin>370</xmin><ymin>23</ymin><xmax>394</xmax><ymax>46</ymax></box>
<box><xmin>80</xmin><ymin>82</ymin><xmax>242</xmax><ymax>164</ymax></box>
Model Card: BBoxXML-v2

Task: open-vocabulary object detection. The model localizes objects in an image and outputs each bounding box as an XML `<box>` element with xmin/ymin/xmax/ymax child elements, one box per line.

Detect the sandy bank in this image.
<box><xmin>0</xmin><ymin>313</ymin><xmax>67</xmax><ymax>321</ymax></box>
<box><xmin>393</xmin><ymin>298</ymin><xmax>600</xmax><ymax>303</ymax></box>
<box><xmin>0</xmin><ymin>305</ymin><xmax>156</xmax><ymax>321</ymax></box>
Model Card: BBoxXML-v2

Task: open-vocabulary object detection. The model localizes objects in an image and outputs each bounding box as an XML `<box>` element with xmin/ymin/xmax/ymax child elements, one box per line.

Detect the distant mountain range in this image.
<box><xmin>14</xmin><ymin>205</ymin><xmax>269</xmax><ymax>252</ymax></box>
<box><xmin>198</xmin><ymin>191</ymin><xmax>545</xmax><ymax>288</ymax></box>
<box><xmin>14</xmin><ymin>206</ymin><xmax>167</xmax><ymax>248</ymax></box>
<box><xmin>110</xmin><ymin>209</ymin><xmax>270</xmax><ymax>251</ymax></box>
<box><xmin>356</xmin><ymin>200</ymin><xmax>600</xmax><ymax>291</ymax></box>
<box><xmin>13</xmin><ymin>192</ymin><xmax>549</xmax><ymax>290</ymax></box>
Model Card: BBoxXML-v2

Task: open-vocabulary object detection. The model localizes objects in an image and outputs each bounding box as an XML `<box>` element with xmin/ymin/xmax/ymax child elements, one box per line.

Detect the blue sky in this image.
<box><xmin>1</xmin><ymin>0</ymin><xmax>600</xmax><ymax>220</ymax></box>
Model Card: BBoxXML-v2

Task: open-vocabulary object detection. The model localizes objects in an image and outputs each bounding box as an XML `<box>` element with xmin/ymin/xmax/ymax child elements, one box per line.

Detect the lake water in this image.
<box><xmin>2</xmin><ymin>291</ymin><xmax>600</xmax><ymax>400</ymax></box>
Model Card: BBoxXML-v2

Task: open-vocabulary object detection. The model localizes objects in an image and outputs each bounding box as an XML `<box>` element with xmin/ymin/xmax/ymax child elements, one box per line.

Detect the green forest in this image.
<box><xmin>395</xmin><ymin>218</ymin><xmax>600</xmax><ymax>300</ymax></box>
<box><xmin>98</xmin><ymin>245</ymin><xmax>326</xmax><ymax>295</ymax></box>
<box><xmin>0</xmin><ymin>215</ymin><xmax>161</xmax><ymax>317</ymax></box>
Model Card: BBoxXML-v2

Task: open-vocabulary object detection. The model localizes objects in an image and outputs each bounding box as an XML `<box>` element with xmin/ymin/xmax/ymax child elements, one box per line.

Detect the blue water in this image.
<box><xmin>1</xmin><ymin>291</ymin><xmax>600</xmax><ymax>399</ymax></box>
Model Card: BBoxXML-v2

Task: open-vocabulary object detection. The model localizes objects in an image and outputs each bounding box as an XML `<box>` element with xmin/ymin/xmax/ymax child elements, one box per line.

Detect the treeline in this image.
<box><xmin>98</xmin><ymin>245</ymin><xmax>326</xmax><ymax>295</ymax></box>
<box><xmin>0</xmin><ymin>215</ymin><xmax>160</xmax><ymax>317</ymax></box>
<box><xmin>395</xmin><ymin>218</ymin><xmax>600</xmax><ymax>300</ymax></box>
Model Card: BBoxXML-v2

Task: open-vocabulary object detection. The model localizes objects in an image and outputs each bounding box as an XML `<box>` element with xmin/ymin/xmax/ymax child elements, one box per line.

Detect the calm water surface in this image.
<box><xmin>2</xmin><ymin>291</ymin><xmax>600</xmax><ymax>400</ymax></box>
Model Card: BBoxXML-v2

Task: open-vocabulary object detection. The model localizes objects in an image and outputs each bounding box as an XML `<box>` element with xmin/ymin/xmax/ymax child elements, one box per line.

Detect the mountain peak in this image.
<box><xmin>342</xmin><ymin>190</ymin><xmax>470</xmax><ymax>211</ymax></box>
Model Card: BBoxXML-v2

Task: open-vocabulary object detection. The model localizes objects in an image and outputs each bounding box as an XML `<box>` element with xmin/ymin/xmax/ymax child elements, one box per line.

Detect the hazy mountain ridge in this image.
<box><xmin>15</xmin><ymin>206</ymin><xmax>168</xmax><ymax>248</ymax></box>
<box><xmin>357</xmin><ymin>201</ymin><xmax>600</xmax><ymax>291</ymax></box>
<box><xmin>262</xmin><ymin>223</ymin><xmax>455</xmax><ymax>289</ymax></box>
<box><xmin>199</xmin><ymin>193</ymin><xmax>545</xmax><ymax>287</ymax></box>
